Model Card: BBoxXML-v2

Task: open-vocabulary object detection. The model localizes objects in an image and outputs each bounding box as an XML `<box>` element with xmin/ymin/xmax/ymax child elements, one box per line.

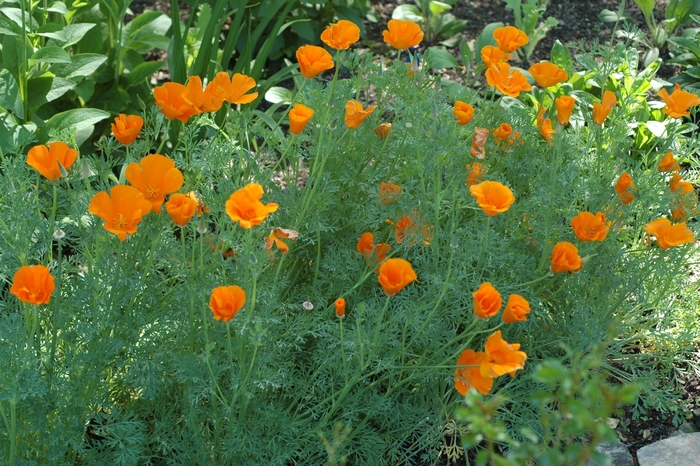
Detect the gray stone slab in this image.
<box><xmin>584</xmin><ymin>441</ymin><xmax>634</xmax><ymax>466</ymax></box>
<box><xmin>637</xmin><ymin>432</ymin><xmax>700</xmax><ymax>466</ymax></box>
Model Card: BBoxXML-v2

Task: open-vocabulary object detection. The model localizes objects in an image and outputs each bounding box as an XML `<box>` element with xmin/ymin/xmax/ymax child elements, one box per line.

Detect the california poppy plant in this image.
<box><xmin>335</xmin><ymin>298</ymin><xmax>346</xmax><ymax>318</ymax></box>
<box><xmin>382</xmin><ymin>19</ymin><xmax>424</xmax><ymax>50</ymax></box>
<box><xmin>357</xmin><ymin>232</ymin><xmax>391</xmax><ymax>267</ymax></box>
<box><xmin>209</xmin><ymin>285</ymin><xmax>246</xmax><ymax>322</ymax></box>
<box><xmin>472</xmin><ymin>282</ymin><xmax>502</xmax><ymax>319</ymax></box>
<box><xmin>345</xmin><ymin>100</ymin><xmax>376</xmax><ymax>129</ymax></box>
<box><xmin>321</xmin><ymin>20</ymin><xmax>361</xmax><ymax>50</ymax></box>
<box><xmin>469</xmin><ymin>180</ymin><xmax>516</xmax><ymax>216</ymax></box>
<box><xmin>571</xmin><ymin>211</ymin><xmax>610</xmax><ymax>242</ymax></box>
<box><xmin>528</xmin><ymin>62</ymin><xmax>568</xmax><ymax>88</ymax></box>
<box><xmin>453</xmin><ymin>101</ymin><xmax>474</xmax><ymax>125</ymax></box>
<box><xmin>657</xmin><ymin>84</ymin><xmax>700</xmax><ymax>119</ymax></box>
<box><xmin>644</xmin><ymin>218</ymin><xmax>695</xmax><ymax>249</ymax></box>
<box><xmin>374</xmin><ymin>122</ymin><xmax>392</xmax><ymax>138</ymax></box>
<box><xmin>226</xmin><ymin>183</ymin><xmax>278</xmax><ymax>229</ymax></box>
<box><xmin>502</xmin><ymin>294</ymin><xmax>530</xmax><ymax>324</ymax></box>
<box><xmin>555</xmin><ymin>95</ymin><xmax>575</xmax><ymax>126</ymax></box>
<box><xmin>111</xmin><ymin>114</ymin><xmax>144</xmax><ymax>145</ymax></box>
<box><xmin>465</xmin><ymin>162</ymin><xmax>486</xmax><ymax>186</ymax></box>
<box><xmin>493</xmin><ymin>26</ymin><xmax>528</xmax><ymax>53</ymax></box>
<box><xmin>126</xmin><ymin>154</ymin><xmax>184</xmax><ymax>212</ymax></box>
<box><xmin>10</xmin><ymin>264</ymin><xmax>56</xmax><ymax>305</ymax></box>
<box><xmin>165</xmin><ymin>193</ymin><xmax>198</xmax><ymax>227</ymax></box>
<box><xmin>493</xmin><ymin>123</ymin><xmax>513</xmax><ymax>142</ymax></box>
<box><xmin>614</xmin><ymin>172</ymin><xmax>635</xmax><ymax>205</ymax></box>
<box><xmin>27</xmin><ymin>142</ymin><xmax>78</xmax><ymax>181</ymax></box>
<box><xmin>153</xmin><ymin>82</ymin><xmax>199</xmax><ymax>123</ymax></box>
<box><xmin>480</xmin><ymin>45</ymin><xmax>510</xmax><ymax>68</ymax></box>
<box><xmin>592</xmin><ymin>90</ymin><xmax>617</xmax><ymax>125</ymax></box>
<box><xmin>550</xmin><ymin>241</ymin><xmax>582</xmax><ymax>273</ymax></box>
<box><xmin>454</xmin><ymin>349</ymin><xmax>493</xmax><ymax>396</ymax></box>
<box><xmin>657</xmin><ymin>151</ymin><xmax>680</xmax><ymax>172</ymax></box>
<box><xmin>485</xmin><ymin>62</ymin><xmax>532</xmax><ymax>98</ymax></box>
<box><xmin>377</xmin><ymin>258</ymin><xmax>417</xmax><ymax>296</ymax></box>
<box><xmin>265</xmin><ymin>227</ymin><xmax>298</xmax><ymax>255</ymax></box>
<box><xmin>538</xmin><ymin>117</ymin><xmax>555</xmax><ymax>145</ymax></box>
<box><xmin>88</xmin><ymin>185</ymin><xmax>153</xmax><ymax>241</ymax></box>
<box><xmin>296</xmin><ymin>45</ymin><xmax>334</xmax><ymax>79</ymax></box>
<box><xmin>481</xmin><ymin>330</ymin><xmax>527</xmax><ymax>378</ymax></box>
<box><xmin>182</xmin><ymin>75</ymin><xmax>226</xmax><ymax>113</ymax></box>
<box><xmin>378</xmin><ymin>181</ymin><xmax>401</xmax><ymax>205</ymax></box>
<box><xmin>210</xmin><ymin>71</ymin><xmax>258</xmax><ymax>105</ymax></box>
<box><xmin>289</xmin><ymin>103</ymin><xmax>314</xmax><ymax>135</ymax></box>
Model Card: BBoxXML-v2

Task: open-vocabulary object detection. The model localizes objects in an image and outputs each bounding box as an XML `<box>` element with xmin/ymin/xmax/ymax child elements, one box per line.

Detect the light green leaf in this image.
<box><xmin>129</xmin><ymin>33</ymin><xmax>170</xmax><ymax>52</ymax></box>
<box><xmin>551</xmin><ymin>40</ymin><xmax>574</xmax><ymax>75</ymax></box>
<box><xmin>392</xmin><ymin>4</ymin><xmax>423</xmax><ymax>22</ymax></box>
<box><xmin>424</xmin><ymin>46</ymin><xmax>459</xmax><ymax>69</ymax></box>
<box><xmin>40</xmin><ymin>108</ymin><xmax>109</xmax><ymax>142</ymax></box>
<box><xmin>0</xmin><ymin>69</ymin><xmax>23</xmax><ymax>118</ymax></box>
<box><xmin>598</xmin><ymin>8</ymin><xmax>632</xmax><ymax>22</ymax></box>
<box><xmin>62</xmin><ymin>23</ymin><xmax>97</xmax><ymax>48</ymax></box>
<box><xmin>264</xmin><ymin>86</ymin><xmax>293</xmax><ymax>105</ymax></box>
<box><xmin>126</xmin><ymin>60</ymin><xmax>164</xmax><ymax>88</ymax></box>
<box><xmin>46</xmin><ymin>1</ymin><xmax>68</xmax><ymax>15</ymax></box>
<box><xmin>429</xmin><ymin>1</ymin><xmax>451</xmax><ymax>17</ymax></box>
<box><xmin>633</xmin><ymin>0</ymin><xmax>655</xmax><ymax>21</ymax></box>
<box><xmin>27</xmin><ymin>76</ymin><xmax>76</xmax><ymax>107</ymax></box>
<box><xmin>0</xmin><ymin>7</ymin><xmax>39</xmax><ymax>31</ymax></box>
<box><xmin>36</xmin><ymin>22</ymin><xmax>67</xmax><ymax>42</ymax></box>
<box><xmin>30</xmin><ymin>46</ymin><xmax>71</xmax><ymax>64</ymax></box>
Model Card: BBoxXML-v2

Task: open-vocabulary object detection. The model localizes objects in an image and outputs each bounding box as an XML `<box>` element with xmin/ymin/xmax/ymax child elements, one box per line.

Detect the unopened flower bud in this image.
<box><xmin>53</xmin><ymin>228</ymin><xmax>66</xmax><ymax>240</ymax></box>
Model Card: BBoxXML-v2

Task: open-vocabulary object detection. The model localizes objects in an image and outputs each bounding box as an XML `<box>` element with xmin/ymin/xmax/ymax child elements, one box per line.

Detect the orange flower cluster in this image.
<box><xmin>10</xmin><ymin>264</ymin><xmax>56</xmax><ymax>305</ymax></box>
<box><xmin>225</xmin><ymin>183</ymin><xmax>278</xmax><ymax>229</ymax></box>
<box><xmin>377</xmin><ymin>258</ymin><xmax>417</xmax><ymax>296</ymax></box>
<box><xmin>27</xmin><ymin>142</ymin><xmax>78</xmax><ymax>181</ymax></box>
<box><xmin>473</xmin><ymin>282</ymin><xmax>530</xmax><ymax>323</ymax></box>
<box><xmin>454</xmin><ymin>330</ymin><xmax>527</xmax><ymax>396</ymax></box>
<box><xmin>658</xmin><ymin>84</ymin><xmax>700</xmax><ymax>119</ymax></box>
<box><xmin>357</xmin><ymin>232</ymin><xmax>391</xmax><ymax>268</ymax></box>
<box><xmin>644</xmin><ymin>218</ymin><xmax>695</xmax><ymax>249</ymax></box>
<box><xmin>614</xmin><ymin>172</ymin><xmax>635</xmax><ymax>205</ymax></box>
<box><xmin>469</xmin><ymin>180</ymin><xmax>515</xmax><ymax>216</ymax></box>
<box><xmin>209</xmin><ymin>285</ymin><xmax>246</xmax><ymax>322</ymax></box>
<box><xmin>485</xmin><ymin>62</ymin><xmax>532</xmax><ymax>98</ymax></box>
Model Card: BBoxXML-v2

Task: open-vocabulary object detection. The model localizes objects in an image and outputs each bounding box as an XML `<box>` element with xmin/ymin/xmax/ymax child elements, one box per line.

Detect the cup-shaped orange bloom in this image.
<box><xmin>126</xmin><ymin>154</ymin><xmax>184</xmax><ymax>212</ymax></box>
<box><xmin>357</xmin><ymin>232</ymin><xmax>391</xmax><ymax>268</ymax></box>
<box><xmin>550</xmin><ymin>241</ymin><xmax>582</xmax><ymax>273</ymax></box>
<box><xmin>225</xmin><ymin>183</ymin><xmax>279</xmax><ymax>229</ymax></box>
<box><xmin>658</xmin><ymin>151</ymin><xmax>680</xmax><ymax>172</ymax></box>
<box><xmin>472</xmin><ymin>282</ymin><xmax>502</xmax><ymax>319</ymax></box>
<box><xmin>469</xmin><ymin>180</ymin><xmax>516</xmax><ymax>216</ymax></box>
<box><xmin>289</xmin><ymin>103</ymin><xmax>314</xmax><ymax>135</ymax></box>
<box><xmin>209</xmin><ymin>285</ymin><xmax>246</xmax><ymax>322</ymax></box>
<box><xmin>493</xmin><ymin>123</ymin><xmax>512</xmax><ymax>142</ymax></box>
<box><xmin>357</xmin><ymin>232</ymin><xmax>375</xmax><ymax>257</ymax></box>
<box><xmin>10</xmin><ymin>264</ymin><xmax>56</xmax><ymax>305</ymax></box>
<box><xmin>345</xmin><ymin>100</ymin><xmax>376</xmax><ymax>129</ymax></box>
<box><xmin>383</xmin><ymin>19</ymin><xmax>423</xmax><ymax>50</ymax></box>
<box><xmin>374</xmin><ymin>122</ymin><xmax>392</xmax><ymax>138</ymax></box>
<box><xmin>502</xmin><ymin>294</ymin><xmax>530</xmax><ymax>324</ymax></box>
<box><xmin>538</xmin><ymin>117</ymin><xmax>554</xmax><ymax>145</ymax></box>
<box><xmin>165</xmin><ymin>192</ymin><xmax>198</xmax><ymax>227</ymax></box>
<box><xmin>265</xmin><ymin>227</ymin><xmax>298</xmax><ymax>256</ymax></box>
<box><xmin>481</xmin><ymin>330</ymin><xmax>527</xmax><ymax>378</ymax></box>
<box><xmin>480</xmin><ymin>45</ymin><xmax>510</xmax><ymax>68</ymax></box>
<box><xmin>377</xmin><ymin>258</ymin><xmax>417</xmax><ymax>296</ymax></box>
<box><xmin>454</xmin><ymin>100</ymin><xmax>474</xmax><ymax>125</ymax></box>
<box><xmin>592</xmin><ymin>90</ymin><xmax>617</xmax><ymax>125</ymax></box>
<box><xmin>182</xmin><ymin>75</ymin><xmax>227</xmax><ymax>113</ymax></box>
<box><xmin>529</xmin><ymin>62</ymin><xmax>568</xmax><ymax>88</ymax></box>
<box><xmin>485</xmin><ymin>62</ymin><xmax>532</xmax><ymax>98</ymax></box>
<box><xmin>571</xmin><ymin>211</ymin><xmax>610</xmax><ymax>242</ymax></box>
<box><xmin>321</xmin><ymin>20</ymin><xmax>361</xmax><ymax>50</ymax></box>
<box><xmin>455</xmin><ymin>349</ymin><xmax>493</xmax><ymax>395</ymax></box>
<box><xmin>210</xmin><ymin>71</ymin><xmax>258</xmax><ymax>105</ymax></box>
<box><xmin>88</xmin><ymin>185</ymin><xmax>153</xmax><ymax>241</ymax></box>
<box><xmin>378</xmin><ymin>181</ymin><xmax>401</xmax><ymax>205</ymax></box>
<box><xmin>111</xmin><ymin>114</ymin><xmax>144</xmax><ymax>145</ymax></box>
<box><xmin>465</xmin><ymin>162</ymin><xmax>486</xmax><ymax>186</ymax></box>
<box><xmin>555</xmin><ymin>95</ymin><xmax>575</xmax><ymax>126</ymax></box>
<box><xmin>335</xmin><ymin>298</ymin><xmax>346</xmax><ymax>318</ymax></box>
<box><xmin>153</xmin><ymin>82</ymin><xmax>199</xmax><ymax>123</ymax></box>
<box><xmin>644</xmin><ymin>218</ymin><xmax>695</xmax><ymax>249</ymax></box>
<box><xmin>658</xmin><ymin>84</ymin><xmax>700</xmax><ymax>118</ymax></box>
<box><xmin>296</xmin><ymin>45</ymin><xmax>334</xmax><ymax>79</ymax></box>
<box><xmin>615</xmin><ymin>172</ymin><xmax>634</xmax><ymax>193</ymax></box>
<box><xmin>27</xmin><ymin>142</ymin><xmax>78</xmax><ymax>181</ymax></box>
<box><xmin>493</xmin><ymin>26</ymin><xmax>528</xmax><ymax>53</ymax></box>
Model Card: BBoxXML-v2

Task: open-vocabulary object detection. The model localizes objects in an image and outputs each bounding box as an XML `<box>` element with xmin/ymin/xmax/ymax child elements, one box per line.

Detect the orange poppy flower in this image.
<box><xmin>669</xmin><ymin>173</ymin><xmax>683</xmax><ymax>192</ymax></box>
<box><xmin>296</xmin><ymin>45</ymin><xmax>334</xmax><ymax>79</ymax></box>
<box><xmin>592</xmin><ymin>90</ymin><xmax>617</xmax><ymax>125</ymax></box>
<box><xmin>335</xmin><ymin>298</ymin><xmax>346</xmax><ymax>318</ymax></box>
<box><xmin>153</xmin><ymin>82</ymin><xmax>199</xmax><ymax>123</ymax></box>
<box><xmin>377</xmin><ymin>258</ymin><xmax>417</xmax><ymax>296</ymax></box>
<box><xmin>454</xmin><ymin>349</ymin><xmax>493</xmax><ymax>395</ymax></box>
<box><xmin>550</xmin><ymin>241</ymin><xmax>582</xmax><ymax>273</ymax></box>
<box><xmin>555</xmin><ymin>95</ymin><xmax>575</xmax><ymax>126</ymax></box>
<box><xmin>644</xmin><ymin>218</ymin><xmax>695</xmax><ymax>249</ymax></box>
<box><xmin>26</xmin><ymin>142</ymin><xmax>78</xmax><ymax>181</ymax></box>
<box><xmin>658</xmin><ymin>84</ymin><xmax>700</xmax><ymax>119</ymax></box>
<box><xmin>111</xmin><ymin>114</ymin><xmax>144</xmax><ymax>145</ymax></box>
<box><xmin>357</xmin><ymin>232</ymin><xmax>391</xmax><ymax>268</ymax></box>
<box><xmin>480</xmin><ymin>45</ymin><xmax>510</xmax><ymax>68</ymax></box>
<box><xmin>657</xmin><ymin>151</ymin><xmax>680</xmax><ymax>172</ymax></box>
<box><xmin>493</xmin><ymin>26</ymin><xmax>528</xmax><ymax>53</ymax></box>
<box><xmin>209</xmin><ymin>285</ymin><xmax>246</xmax><ymax>322</ymax></box>
<box><xmin>345</xmin><ymin>100</ymin><xmax>376</xmax><ymax>129</ymax></box>
<box><xmin>382</xmin><ymin>19</ymin><xmax>424</xmax><ymax>50</ymax></box>
<box><xmin>502</xmin><ymin>294</ymin><xmax>530</xmax><ymax>324</ymax></box>
<box><xmin>470</xmin><ymin>127</ymin><xmax>489</xmax><ymax>159</ymax></box>
<box><xmin>493</xmin><ymin>123</ymin><xmax>512</xmax><ymax>142</ymax></box>
<box><xmin>374</xmin><ymin>122</ymin><xmax>392</xmax><ymax>138</ymax></box>
<box><xmin>210</xmin><ymin>71</ymin><xmax>258</xmax><ymax>105</ymax></box>
<box><xmin>125</xmin><ymin>154</ymin><xmax>184</xmax><ymax>212</ymax></box>
<box><xmin>469</xmin><ymin>180</ymin><xmax>516</xmax><ymax>216</ymax></box>
<box><xmin>454</xmin><ymin>100</ymin><xmax>474</xmax><ymax>125</ymax></box>
<box><xmin>10</xmin><ymin>264</ymin><xmax>56</xmax><ymax>305</ymax></box>
<box><xmin>472</xmin><ymin>282</ymin><xmax>502</xmax><ymax>319</ymax></box>
<box><xmin>88</xmin><ymin>185</ymin><xmax>153</xmax><ymax>241</ymax></box>
<box><xmin>165</xmin><ymin>192</ymin><xmax>198</xmax><ymax>227</ymax></box>
<box><xmin>485</xmin><ymin>62</ymin><xmax>533</xmax><ymax>98</ymax></box>
<box><xmin>378</xmin><ymin>181</ymin><xmax>401</xmax><ymax>205</ymax></box>
<box><xmin>393</xmin><ymin>212</ymin><xmax>432</xmax><ymax>247</ymax></box>
<box><xmin>571</xmin><ymin>211</ymin><xmax>610</xmax><ymax>242</ymax></box>
<box><xmin>289</xmin><ymin>103</ymin><xmax>314</xmax><ymax>135</ymax></box>
<box><xmin>465</xmin><ymin>162</ymin><xmax>486</xmax><ymax>186</ymax></box>
<box><xmin>357</xmin><ymin>232</ymin><xmax>375</xmax><ymax>257</ymax></box>
<box><xmin>321</xmin><ymin>20</ymin><xmax>361</xmax><ymax>50</ymax></box>
<box><xmin>538</xmin><ymin>117</ymin><xmax>554</xmax><ymax>145</ymax></box>
<box><xmin>265</xmin><ymin>227</ymin><xmax>299</xmax><ymax>256</ymax></box>
<box><xmin>183</xmin><ymin>75</ymin><xmax>228</xmax><ymax>113</ymax></box>
<box><xmin>225</xmin><ymin>183</ymin><xmax>278</xmax><ymax>229</ymax></box>
<box><xmin>481</xmin><ymin>330</ymin><xmax>527</xmax><ymax>378</ymax></box>
<box><xmin>528</xmin><ymin>62</ymin><xmax>568</xmax><ymax>88</ymax></box>
<box><xmin>615</xmin><ymin>172</ymin><xmax>634</xmax><ymax>193</ymax></box>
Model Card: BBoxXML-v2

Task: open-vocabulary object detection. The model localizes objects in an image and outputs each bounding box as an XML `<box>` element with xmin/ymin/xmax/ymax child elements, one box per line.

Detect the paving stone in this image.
<box><xmin>669</xmin><ymin>422</ymin><xmax>700</xmax><ymax>437</ymax></box>
<box><xmin>637</xmin><ymin>432</ymin><xmax>700</xmax><ymax>466</ymax></box>
<box><xmin>584</xmin><ymin>441</ymin><xmax>634</xmax><ymax>466</ymax></box>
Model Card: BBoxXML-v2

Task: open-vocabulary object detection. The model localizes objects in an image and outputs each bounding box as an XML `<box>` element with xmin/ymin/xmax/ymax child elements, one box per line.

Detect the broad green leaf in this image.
<box><xmin>46</xmin><ymin>1</ymin><xmax>68</xmax><ymax>14</ymax></box>
<box><xmin>0</xmin><ymin>69</ymin><xmax>23</xmax><ymax>118</ymax></box>
<box><xmin>129</xmin><ymin>33</ymin><xmax>170</xmax><ymax>53</ymax></box>
<box><xmin>123</xmin><ymin>10</ymin><xmax>163</xmax><ymax>39</ymax></box>
<box><xmin>40</xmin><ymin>108</ymin><xmax>109</xmax><ymax>142</ymax></box>
<box><xmin>392</xmin><ymin>4</ymin><xmax>423</xmax><ymax>22</ymax></box>
<box><xmin>0</xmin><ymin>7</ymin><xmax>39</xmax><ymax>31</ymax></box>
<box><xmin>27</xmin><ymin>76</ymin><xmax>75</xmax><ymax>107</ymax></box>
<box><xmin>36</xmin><ymin>22</ymin><xmax>66</xmax><ymax>42</ymax></box>
<box><xmin>551</xmin><ymin>40</ymin><xmax>573</xmax><ymax>75</ymax></box>
<box><xmin>264</xmin><ymin>86</ymin><xmax>293</xmax><ymax>105</ymax></box>
<box><xmin>30</xmin><ymin>46</ymin><xmax>71</xmax><ymax>64</ymax></box>
<box><xmin>62</xmin><ymin>23</ymin><xmax>97</xmax><ymax>48</ymax></box>
<box><xmin>633</xmin><ymin>0</ymin><xmax>655</xmax><ymax>21</ymax></box>
<box><xmin>126</xmin><ymin>60</ymin><xmax>164</xmax><ymax>88</ymax></box>
<box><xmin>645</xmin><ymin>120</ymin><xmax>668</xmax><ymax>138</ymax></box>
<box><xmin>598</xmin><ymin>8</ymin><xmax>632</xmax><ymax>22</ymax></box>
<box><xmin>429</xmin><ymin>1</ymin><xmax>451</xmax><ymax>16</ymax></box>
<box><xmin>438</xmin><ymin>16</ymin><xmax>467</xmax><ymax>38</ymax></box>
<box><xmin>51</xmin><ymin>53</ymin><xmax>107</xmax><ymax>79</ymax></box>
<box><xmin>424</xmin><ymin>46</ymin><xmax>459</xmax><ymax>69</ymax></box>
<box><xmin>668</xmin><ymin>37</ymin><xmax>700</xmax><ymax>58</ymax></box>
